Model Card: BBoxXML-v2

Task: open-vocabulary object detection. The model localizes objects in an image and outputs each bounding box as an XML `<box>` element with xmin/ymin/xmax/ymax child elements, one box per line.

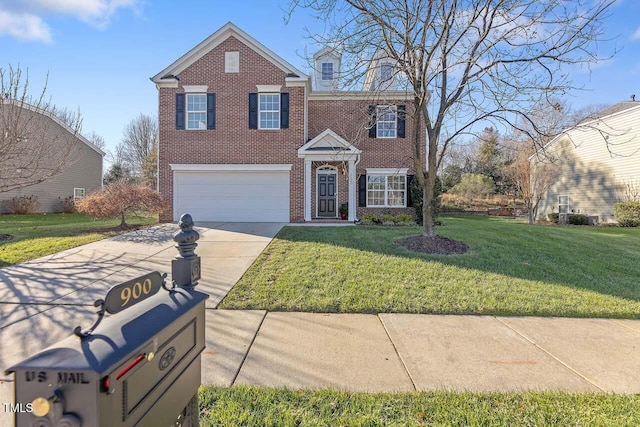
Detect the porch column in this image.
<box><xmin>348</xmin><ymin>159</ymin><xmax>356</xmax><ymax>221</ymax></box>
<box><xmin>304</xmin><ymin>159</ymin><xmax>312</xmax><ymax>221</ymax></box>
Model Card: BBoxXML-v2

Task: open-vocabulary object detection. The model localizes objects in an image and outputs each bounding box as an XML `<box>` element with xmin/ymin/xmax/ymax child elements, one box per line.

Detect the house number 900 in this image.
<box><xmin>104</xmin><ymin>271</ymin><xmax>163</xmax><ymax>314</ymax></box>
<box><xmin>120</xmin><ymin>278</ymin><xmax>153</xmax><ymax>307</ymax></box>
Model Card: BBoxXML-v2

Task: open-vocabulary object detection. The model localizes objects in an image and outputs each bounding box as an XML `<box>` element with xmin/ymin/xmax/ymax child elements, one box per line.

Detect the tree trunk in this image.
<box><xmin>120</xmin><ymin>211</ymin><xmax>127</xmax><ymax>229</ymax></box>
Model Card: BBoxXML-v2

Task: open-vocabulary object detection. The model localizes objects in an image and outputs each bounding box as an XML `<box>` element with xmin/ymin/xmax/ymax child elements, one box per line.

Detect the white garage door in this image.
<box><xmin>173</xmin><ymin>165</ymin><xmax>291</xmax><ymax>222</ymax></box>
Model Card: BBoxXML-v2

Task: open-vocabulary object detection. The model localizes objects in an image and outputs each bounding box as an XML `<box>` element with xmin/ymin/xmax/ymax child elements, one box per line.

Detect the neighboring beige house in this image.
<box><xmin>533</xmin><ymin>101</ymin><xmax>640</xmax><ymax>223</ymax></box>
<box><xmin>0</xmin><ymin>103</ymin><xmax>104</xmax><ymax>213</ymax></box>
<box><xmin>152</xmin><ymin>22</ymin><xmax>416</xmax><ymax>223</ymax></box>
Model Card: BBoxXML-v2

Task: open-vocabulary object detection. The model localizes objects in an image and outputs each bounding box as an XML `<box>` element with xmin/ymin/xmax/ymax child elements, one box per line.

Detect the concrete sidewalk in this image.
<box><xmin>204</xmin><ymin>311</ymin><xmax>640</xmax><ymax>394</ymax></box>
<box><xmin>2</xmin><ymin>222</ymin><xmax>640</xmax><ymax>425</ymax></box>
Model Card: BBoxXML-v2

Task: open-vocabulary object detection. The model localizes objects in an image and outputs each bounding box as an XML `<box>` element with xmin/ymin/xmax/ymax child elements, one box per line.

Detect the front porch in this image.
<box><xmin>297</xmin><ymin>129</ymin><xmax>361</xmax><ymax>222</ymax></box>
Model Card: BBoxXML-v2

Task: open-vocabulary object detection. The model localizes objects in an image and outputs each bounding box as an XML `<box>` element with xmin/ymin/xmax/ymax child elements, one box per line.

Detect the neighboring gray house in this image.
<box><xmin>533</xmin><ymin>101</ymin><xmax>640</xmax><ymax>224</ymax></box>
<box><xmin>0</xmin><ymin>103</ymin><xmax>104</xmax><ymax>213</ymax></box>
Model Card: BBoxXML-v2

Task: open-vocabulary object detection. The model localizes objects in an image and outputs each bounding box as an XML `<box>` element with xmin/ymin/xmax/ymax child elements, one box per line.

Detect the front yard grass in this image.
<box><xmin>198</xmin><ymin>385</ymin><xmax>640</xmax><ymax>426</ymax></box>
<box><xmin>219</xmin><ymin>216</ymin><xmax>640</xmax><ymax>318</ymax></box>
<box><xmin>0</xmin><ymin>213</ymin><xmax>158</xmax><ymax>267</ymax></box>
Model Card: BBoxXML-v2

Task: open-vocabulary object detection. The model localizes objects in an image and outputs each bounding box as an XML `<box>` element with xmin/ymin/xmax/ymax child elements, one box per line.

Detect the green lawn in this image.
<box><xmin>220</xmin><ymin>216</ymin><xmax>640</xmax><ymax>318</ymax></box>
<box><xmin>198</xmin><ymin>386</ymin><xmax>640</xmax><ymax>426</ymax></box>
<box><xmin>0</xmin><ymin>213</ymin><xmax>159</xmax><ymax>267</ymax></box>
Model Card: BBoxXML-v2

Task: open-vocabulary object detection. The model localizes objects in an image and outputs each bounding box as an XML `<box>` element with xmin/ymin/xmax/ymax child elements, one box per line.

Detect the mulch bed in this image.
<box><xmin>0</xmin><ymin>234</ymin><xmax>14</xmax><ymax>242</ymax></box>
<box><xmin>397</xmin><ymin>235</ymin><xmax>469</xmax><ymax>255</ymax></box>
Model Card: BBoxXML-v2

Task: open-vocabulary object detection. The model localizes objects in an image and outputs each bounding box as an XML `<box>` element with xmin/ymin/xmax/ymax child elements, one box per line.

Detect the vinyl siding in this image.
<box><xmin>536</xmin><ymin>105</ymin><xmax>640</xmax><ymax>223</ymax></box>
<box><xmin>0</xmin><ymin>111</ymin><xmax>103</xmax><ymax>213</ymax></box>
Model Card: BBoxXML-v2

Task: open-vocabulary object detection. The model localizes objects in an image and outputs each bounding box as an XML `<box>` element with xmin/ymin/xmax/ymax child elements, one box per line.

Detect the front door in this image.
<box><xmin>317</xmin><ymin>169</ymin><xmax>337</xmax><ymax>217</ymax></box>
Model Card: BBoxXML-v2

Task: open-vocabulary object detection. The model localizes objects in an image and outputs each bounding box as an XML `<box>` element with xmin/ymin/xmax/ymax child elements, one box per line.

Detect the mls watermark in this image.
<box><xmin>3</xmin><ymin>402</ymin><xmax>33</xmax><ymax>413</ymax></box>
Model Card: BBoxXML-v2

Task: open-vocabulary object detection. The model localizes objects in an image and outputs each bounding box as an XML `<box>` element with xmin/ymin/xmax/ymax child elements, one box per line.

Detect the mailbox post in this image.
<box><xmin>6</xmin><ymin>214</ymin><xmax>208</xmax><ymax>427</ymax></box>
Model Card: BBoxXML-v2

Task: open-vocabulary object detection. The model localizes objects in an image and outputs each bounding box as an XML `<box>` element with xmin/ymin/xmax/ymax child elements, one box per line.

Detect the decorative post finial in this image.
<box><xmin>172</xmin><ymin>213</ymin><xmax>201</xmax><ymax>288</ymax></box>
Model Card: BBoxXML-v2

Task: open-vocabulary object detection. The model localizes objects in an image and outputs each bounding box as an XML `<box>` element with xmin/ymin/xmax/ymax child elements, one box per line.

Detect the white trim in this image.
<box><xmin>366</xmin><ymin>168</ymin><xmax>408</xmax><ymax>175</ymax></box>
<box><xmin>256</xmin><ymin>85</ymin><xmax>282</xmax><ymax>93</ymax></box>
<box><xmin>316</xmin><ymin>166</ymin><xmax>338</xmax><ymax>218</ymax></box>
<box><xmin>308</xmin><ymin>91</ymin><xmax>411</xmax><ymax>101</ymax></box>
<box><xmin>376</xmin><ymin>105</ymin><xmax>397</xmax><ymax>139</ymax></box>
<box><xmin>151</xmin><ymin>22</ymin><xmax>308</xmax><ymax>84</ymax></box>
<box><xmin>366</xmin><ymin>173</ymin><xmax>408</xmax><ymax>208</ymax></box>
<box><xmin>304</xmin><ymin>160</ymin><xmax>312</xmax><ymax>221</ymax></box>
<box><xmin>154</xmin><ymin>79</ymin><xmax>179</xmax><ymax>89</ymax></box>
<box><xmin>183</xmin><ymin>85</ymin><xmax>208</xmax><ymax>93</ymax></box>
<box><xmin>170</xmin><ymin>164</ymin><xmax>292</xmax><ymax>172</ymax></box>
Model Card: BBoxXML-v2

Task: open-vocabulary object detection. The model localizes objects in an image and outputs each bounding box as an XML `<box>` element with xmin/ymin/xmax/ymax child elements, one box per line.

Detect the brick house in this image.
<box><xmin>152</xmin><ymin>22</ymin><xmax>416</xmax><ymax>223</ymax></box>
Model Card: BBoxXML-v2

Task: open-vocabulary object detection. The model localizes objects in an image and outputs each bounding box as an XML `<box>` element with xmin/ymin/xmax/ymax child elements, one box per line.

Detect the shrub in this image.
<box><xmin>450</xmin><ymin>173</ymin><xmax>496</xmax><ymax>200</ymax></box>
<box><xmin>59</xmin><ymin>197</ymin><xmax>76</xmax><ymax>213</ymax></box>
<box><xmin>547</xmin><ymin>212</ymin><xmax>559</xmax><ymax>223</ymax></box>
<box><xmin>614</xmin><ymin>202</ymin><xmax>640</xmax><ymax>227</ymax></box>
<box><xmin>2</xmin><ymin>195</ymin><xmax>39</xmax><ymax>214</ymax></box>
<box><xmin>75</xmin><ymin>182</ymin><xmax>168</xmax><ymax>228</ymax></box>
<box><xmin>360</xmin><ymin>213</ymin><xmax>379</xmax><ymax>225</ymax></box>
<box><xmin>394</xmin><ymin>213</ymin><xmax>415</xmax><ymax>225</ymax></box>
<box><xmin>381</xmin><ymin>213</ymin><xmax>396</xmax><ymax>226</ymax></box>
<box><xmin>567</xmin><ymin>214</ymin><xmax>588</xmax><ymax>225</ymax></box>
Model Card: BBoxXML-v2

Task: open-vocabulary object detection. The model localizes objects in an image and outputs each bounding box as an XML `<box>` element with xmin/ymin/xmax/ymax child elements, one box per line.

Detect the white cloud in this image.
<box><xmin>0</xmin><ymin>0</ymin><xmax>139</xmax><ymax>42</ymax></box>
<box><xmin>0</xmin><ymin>10</ymin><xmax>52</xmax><ymax>42</ymax></box>
<box><xmin>632</xmin><ymin>26</ymin><xmax>640</xmax><ymax>41</ymax></box>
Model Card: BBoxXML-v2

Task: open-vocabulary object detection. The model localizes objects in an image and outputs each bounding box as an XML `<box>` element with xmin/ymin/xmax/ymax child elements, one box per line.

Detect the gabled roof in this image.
<box><xmin>151</xmin><ymin>22</ymin><xmax>308</xmax><ymax>85</ymax></box>
<box><xmin>531</xmin><ymin>101</ymin><xmax>640</xmax><ymax>160</ymax></box>
<box><xmin>297</xmin><ymin>129</ymin><xmax>361</xmax><ymax>157</ymax></box>
<box><xmin>1</xmin><ymin>100</ymin><xmax>105</xmax><ymax>157</ymax></box>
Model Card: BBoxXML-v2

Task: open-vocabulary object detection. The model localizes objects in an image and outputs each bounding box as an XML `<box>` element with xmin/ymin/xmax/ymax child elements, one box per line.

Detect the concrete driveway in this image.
<box><xmin>0</xmin><ymin>221</ymin><xmax>284</xmax><ymax>424</ymax></box>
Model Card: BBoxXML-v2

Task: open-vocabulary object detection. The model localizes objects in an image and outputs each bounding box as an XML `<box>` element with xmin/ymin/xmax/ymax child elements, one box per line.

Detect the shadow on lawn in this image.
<box><xmin>274</xmin><ymin>216</ymin><xmax>640</xmax><ymax>306</ymax></box>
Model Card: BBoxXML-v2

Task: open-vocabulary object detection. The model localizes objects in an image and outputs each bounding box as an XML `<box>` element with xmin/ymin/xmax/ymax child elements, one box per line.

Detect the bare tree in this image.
<box><xmin>84</xmin><ymin>131</ymin><xmax>106</xmax><ymax>151</ymax></box>
<box><xmin>117</xmin><ymin>113</ymin><xmax>158</xmax><ymax>178</ymax></box>
<box><xmin>503</xmin><ymin>148</ymin><xmax>557</xmax><ymax>224</ymax></box>
<box><xmin>1</xmin><ymin>66</ymin><xmax>82</xmax><ymax>193</ymax></box>
<box><xmin>289</xmin><ymin>0</ymin><xmax>614</xmax><ymax>236</ymax></box>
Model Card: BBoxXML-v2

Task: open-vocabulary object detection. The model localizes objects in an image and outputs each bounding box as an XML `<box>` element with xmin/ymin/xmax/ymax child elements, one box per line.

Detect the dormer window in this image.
<box><xmin>380</xmin><ymin>62</ymin><xmax>393</xmax><ymax>82</ymax></box>
<box><xmin>321</xmin><ymin>62</ymin><xmax>334</xmax><ymax>81</ymax></box>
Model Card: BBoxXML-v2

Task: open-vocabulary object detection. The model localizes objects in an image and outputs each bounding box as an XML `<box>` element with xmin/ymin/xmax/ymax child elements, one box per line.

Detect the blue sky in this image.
<box><xmin>1</xmin><ymin>1</ymin><xmax>639</xmax><ymax>162</ymax></box>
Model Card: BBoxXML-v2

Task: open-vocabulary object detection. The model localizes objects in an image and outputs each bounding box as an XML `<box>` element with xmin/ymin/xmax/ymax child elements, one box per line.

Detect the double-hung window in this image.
<box><xmin>186</xmin><ymin>94</ymin><xmax>207</xmax><ymax>130</ymax></box>
<box><xmin>259</xmin><ymin>93</ymin><xmax>280</xmax><ymax>129</ymax></box>
<box><xmin>376</xmin><ymin>105</ymin><xmax>397</xmax><ymax>138</ymax></box>
<box><xmin>321</xmin><ymin>62</ymin><xmax>334</xmax><ymax>80</ymax></box>
<box><xmin>367</xmin><ymin>173</ymin><xmax>406</xmax><ymax>207</ymax></box>
<box><xmin>73</xmin><ymin>188</ymin><xmax>85</xmax><ymax>200</ymax></box>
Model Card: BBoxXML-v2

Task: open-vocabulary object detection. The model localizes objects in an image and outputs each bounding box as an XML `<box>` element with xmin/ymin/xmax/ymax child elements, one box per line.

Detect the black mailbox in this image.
<box><xmin>6</xmin><ymin>281</ymin><xmax>208</xmax><ymax>427</ymax></box>
<box><xmin>5</xmin><ymin>214</ymin><xmax>208</xmax><ymax>427</ymax></box>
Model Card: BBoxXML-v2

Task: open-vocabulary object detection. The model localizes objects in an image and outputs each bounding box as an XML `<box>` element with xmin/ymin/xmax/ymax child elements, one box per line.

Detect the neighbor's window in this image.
<box><xmin>558</xmin><ymin>195</ymin><xmax>569</xmax><ymax>214</ymax></box>
<box><xmin>186</xmin><ymin>94</ymin><xmax>207</xmax><ymax>130</ymax></box>
<box><xmin>74</xmin><ymin>188</ymin><xmax>85</xmax><ymax>200</ymax></box>
<box><xmin>367</xmin><ymin>175</ymin><xmax>406</xmax><ymax>207</ymax></box>
<box><xmin>321</xmin><ymin>62</ymin><xmax>334</xmax><ymax>80</ymax></box>
<box><xmin>259</xmin><ymin>93</ymin><xmax>280</xmax><ymax>129</ymax></box>
<box><xmin>376</xmin><ymin>105</ymin><xmax>397</xmax><ymax>138</ymax></box>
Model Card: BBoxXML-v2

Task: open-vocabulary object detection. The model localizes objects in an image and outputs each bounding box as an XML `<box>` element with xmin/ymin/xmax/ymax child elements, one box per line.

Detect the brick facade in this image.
<box><xmin>155</xmin><ymin>23</ymin><xmax>416</xmax><ymax>222</ymax></box>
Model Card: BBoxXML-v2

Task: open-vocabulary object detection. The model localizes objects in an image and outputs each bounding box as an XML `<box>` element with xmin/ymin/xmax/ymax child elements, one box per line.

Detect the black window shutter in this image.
<box><xmin>397</xmin><ymin>104</ymin><xmax>406</xmax><ymax>138</ymax></box>
<box><xmin>368</xmin><ymin>105</ymin><xmax>376</xmax><ymax>138</ymax></box>
<box><xmin>280</xmin><ymin>93</ymin><xmax>289</xmax><ymax>128</ymax></box>
<box><xmin>406</xmin><ymin>174</ymin><xmax>414</xmax><ymax>207</ymax></box>
<box><xmin>175</xmin><ymin>93</ymin><xmax>185</xmax><ymax>130</ymax></box>
<box><xmin>358</xmin><ymin>175</ymin><xmax>367</xmax><ymax>207</ymax></box>
<box><xmin>248</xmin><ymin>93</ymin><xmax>258</xmax><ymax>129</ymax></box>
<box><xmin>207</xmin><ymin>93</ymin><xmax>216</xmax><ymax>129</ymax></box>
